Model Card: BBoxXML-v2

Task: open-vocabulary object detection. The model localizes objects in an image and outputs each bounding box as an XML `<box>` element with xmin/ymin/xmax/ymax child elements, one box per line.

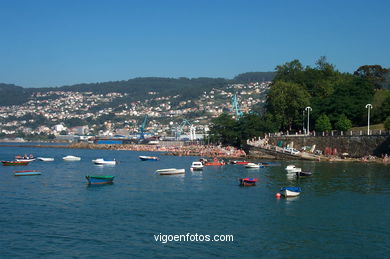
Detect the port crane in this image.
<box><xmin>231</xmin><ymin>94</ymin><xmax>243</xmax><ymax>120</ymax></box>
<box><xmin>176</xmin><ymin>119</ymin><xmax>196</xmax><ymax>140</ymax></box>
<box><xmin>139</xmin><ymin>115</ymin><xmax>148</xmax><ymax>140</ymax></box>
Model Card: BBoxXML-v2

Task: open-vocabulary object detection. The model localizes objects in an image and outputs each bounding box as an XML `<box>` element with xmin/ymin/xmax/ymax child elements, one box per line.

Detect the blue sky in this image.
<box><xmin>0</xmin><ymin>0</ymin><xmax>389</xmax><ymax>87</ymax></box>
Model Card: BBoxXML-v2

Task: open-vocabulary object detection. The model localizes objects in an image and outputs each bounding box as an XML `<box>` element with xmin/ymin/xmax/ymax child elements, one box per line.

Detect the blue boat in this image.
<box><xmin>85</xmin><ymin>175</ymin><xmax>114</xmax><ymax>184</ymax></box>
<box><xmin>280</xmin><ymin>187</ymin><xmax>302</xmax><ymax>197</ymax></box>
<box><xmin>14</xmin><ymin>170</ymin><xmax>41</xmax><ymax>176</ymax></box>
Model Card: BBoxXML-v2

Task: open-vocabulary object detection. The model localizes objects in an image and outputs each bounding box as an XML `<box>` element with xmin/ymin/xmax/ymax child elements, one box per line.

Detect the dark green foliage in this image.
<box><xmin>334</xmin><ymin>114</ymin><xmax>352</xmax><ymax>131</ymax></box>
<box><xmin>265</xmin><ymin>81</ymin><xmax>310</xmax><ymax>130</ymax></box>
<box><xmin>267</xmin><ymin>57</ymin><xmax>378</xmax><ymax>130</ymax></box>
<box><xmin>315</xmin><ymin>114</ymin><xmax>332</xmax><ymax>132</ymax></box>
<box><xmin>378</xmin><ymin>95</ymin><xmax>390</xmax><ymax>123</ymax></box>
<box><xmin>59</xmin><ymin>77</ymin><xmax>228</xmax><ymax>101</ymax></box>
<box><xmin>208</xmin><ymin>112</ymin><xmax>280</xmax><ymax>148</ymax></box>
<box><xmin>384</xmin><ymin>117</ymin><xmax>390</xmax><ymax>130</ymax></box>
<box><xmin>63</xmin><ymin>118</ymin><xmax>87</xmax><ymax>128</ymax></box>
<box><xmin>232</xmin><ymin>72</ymin><xmax>275</xmax><ymax>83</ymax></box>
<box><xmin>209</xmin><ymin>113</ymin><xmax>239</xmax><ymax>146</ymax></box>
<box><xmin>354</xmin><ymin>65</ymin><xmax>389</xmax><ymax>89</ymax></box>
<box><xmin>0</xmin><ymin>84</ymin><xmax>31</xmax><ymax>106</ymax></box>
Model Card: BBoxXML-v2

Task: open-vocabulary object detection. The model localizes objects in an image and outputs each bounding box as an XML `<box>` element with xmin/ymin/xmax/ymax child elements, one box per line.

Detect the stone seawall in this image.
<box><xmin>261</xmin><ymin>135</ymin><xmax>389</xmax><ymax>158</ymax></box>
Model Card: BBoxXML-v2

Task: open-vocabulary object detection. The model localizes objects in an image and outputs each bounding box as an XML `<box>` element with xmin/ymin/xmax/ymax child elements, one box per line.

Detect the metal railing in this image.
<box><xmin>266</xmin><ymin>129</ymin><xmax>389</xmax><ymax>137</ymax></box>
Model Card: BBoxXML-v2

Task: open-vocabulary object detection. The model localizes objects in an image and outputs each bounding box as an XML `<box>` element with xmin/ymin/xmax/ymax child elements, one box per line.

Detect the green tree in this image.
<box><xmin>266</xmin><ymin>81</ymin><xmax>310</xmax><ymax>130</ymax></box>
<box><xmin>384</xmin><ymin>116</ymin><xmax>390</xmax><ymax>130</ymax></box>
<box><xmin>274</xmin><ymin>59</ymin><xmax>304</xmax><ymax>83</ymax></box>
<box><xmin>209</xmin><ymin>113</ymin><xmax>239</xmax><ymax>146</ymax></box>
<box><xmin>315</xmin><ymin>114</ymin><xmax>332</xmax><ymax>132</ymax></box>
<box><xmin>354</xmin><ymin>65</ymin><xmax>389</xmax><ymax>89</ymax></box>
<box><xmin>334</xmin><ymin>114</ymin><xmax>352</xmax><ymax>131</ymax></box>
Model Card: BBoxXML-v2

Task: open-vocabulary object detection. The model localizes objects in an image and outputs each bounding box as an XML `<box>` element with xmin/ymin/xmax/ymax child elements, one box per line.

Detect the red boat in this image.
<box><xmin>231</xmin><ymin>161</ymin><xmax>250</xmax><ymax>165</ymax></box>
<box><xmin>204</xmin><ymin>158</ymin><xmax>225</xmax><ymax>166</ymax></box>
<box><xmin>1</xmin><ymin>161</ymin><xmax>29</xmax><ymax>166</ymax></box>
<box><xmin>239</xmin><ymin>178</ymin><xmax>258</xmax><ymax>186</ymax></box>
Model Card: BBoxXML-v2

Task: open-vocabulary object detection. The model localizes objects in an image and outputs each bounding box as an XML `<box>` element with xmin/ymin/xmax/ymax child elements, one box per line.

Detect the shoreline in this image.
<box><xmin>1</xmin><ymin>142</ymin><xmax>388</xmax><ymax>164</ymax></box>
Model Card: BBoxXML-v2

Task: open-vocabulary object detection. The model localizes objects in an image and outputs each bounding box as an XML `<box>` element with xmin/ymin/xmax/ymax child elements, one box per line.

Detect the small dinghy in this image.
<box><xmin>139</xmin><ymin>156</ymin><xmax>160</xmax><ymax>161</ymax></box>
<box><xmin>2</xmin><ymin>161</ymin><xmax>29</xmax><ymax>166</ymax></box>
<box><xmin>86</xmin><ymin>175</ymin><xmax>115</xmax><ymax>184</ymax></box>
<box><xmin>63</xmin><ymin>155</ymin><xmax>81</xmax><ymax>161</ymax></box>
<box><xmin>296</xmin><ymin>171</ymin><xmax>312</xmax><ymax>177</ymax></box>
<box><xmin>239</xmin><ymin>178</ymin><xmax>258</xmax><ymax>186</ymax></box>
<box><xmin>156</xmin><ymin>168</ymin><xmax>185</xmax><ymax>175</ymax></box>
<box><xmin>37</xmin><ymin>157</ymin><xmax>54</xmax><ymax>162</ymax></box>
<box><xmin>15</xmin><ymin>158</ymin><xmax>36</xmax><ymax>162</ymax></box>
<box><xmin>92</xmin><ymin>158</ymin><xmax>117</xmax><ymax>165</ymax></box>
<box><xmin>245</xmin><ymin>163</ymin><xmax>263</xmax><ymax>168</ymax></box>
<box><xmin>230</xmin><ymin>160</ymin><xmax>250</xmax><ymax>165</ymax></box>
<box><xmin>280</xmin><ymin>187</ymin><xmax>302</xmax><ymax>197</ymax></box>
<box><xmin>204</xmin><ymin>158</ymin><xmax>225</xmax><ymax>166</ymax></box>
<box><xmin>14</xmin><ymin>170</ymin><xmax>41</xmax><ymax>176</ymax></box>
<box><xmin>285</xmin><ymin>165</ymin><xmax>302</xmax><ymax>173</ymax></box>
<box><xmin>191</xmin><ymin>161</ymin><xmax>204</xmax><ymax>171</ymax></box>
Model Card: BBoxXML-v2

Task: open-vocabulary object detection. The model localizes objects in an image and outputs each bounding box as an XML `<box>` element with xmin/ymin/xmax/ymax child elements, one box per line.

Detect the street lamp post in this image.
<box><xmin>302</xmin><ymin>110</ymin><xmax>305</xmax><ymax>134</ymax></box>
<box><xmin>305</xmin><ymin>106</ymin><xmax>312</xmax><ymax>135</ymax></box>
<box><xmin>365</xmin><ymin>104</ymin><xmax>373</xmax><ymax>135</ymax></box>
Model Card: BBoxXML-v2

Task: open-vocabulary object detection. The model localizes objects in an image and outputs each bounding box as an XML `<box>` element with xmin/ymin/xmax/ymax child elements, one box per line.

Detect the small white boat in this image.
<box><xmin>245</xmin><ymin>163</ymin><xmax>262</xmax><ymax>168</ymax></box>
<box><xmin>156</xmin><ymin>168</ymin><xmax>185</xmax><ymax>175</ymax></box>
<box><xmin>15</xmin><ymin>158</ymin><xmax>36</xmax><ymax>162</ymax></box>
<box><xmin>63</xmin><ymin>155</ymin><xmax>81</xmax><ymax>161</ymax></box>
<box><xmin>37</xmin><ymin>157</ymin><xmax>54</xmax><ymax>162</ymax></box>
<box><xmin>280</xmin><ymin>187</ymin><xmax>302</xmax><ymax>197</ymax></box>
<box><xmin>92</xmin><ymin>158</ymin><xmax>117</xmax><ymax>165</ymax></box>
<box><xmin>191</xmin><ymin>161</ymin><xmax>204</xmax><ymax>170</ymax></box>
<box><xmin>285</xmin><ymin>165</ymin><xmax>302</xmax><ymax>173</ymax></box>
<box><xmin>139</xmin><ymin>156</ymin><xmax>160</xmax><ymax>161</ymax></box>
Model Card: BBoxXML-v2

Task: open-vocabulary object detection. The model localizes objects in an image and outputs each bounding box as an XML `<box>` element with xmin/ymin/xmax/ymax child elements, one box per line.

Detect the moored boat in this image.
<box><xmin>285</xmin><ymin>165</ymin><xmax>302</xmax><ymax>173</ymax></box>
<box><xmin>191</xmin><ymin>161</ymin><xmax>204</xmax><ymax>170</ymax></box>
<box><xmin>230</xmin><ymin>160</ymin><xmax>250</xmax><ymax>165</ymax></box>
<box><xmin>15</xmin><ymin>158</ymin><xmax>36</xmax><ymax>162</ymax></box>
<box><xmin>156</xmin><ymin>168</ymin><xmax>185</xmax><ymax>175</ymax></box>
<box><xmin>245</xmin><ymin>163</ymin><xmax>263</xmax><ymax>168</ymax></box>
<box><xmin>296</xmin><ymin>171</ymin><xmax>312</xmax><ymax>177</ymax></box>
<box><xmin>1</xmin><ymin>161</ymin><xmax>29</xmax><ymax>166</ymax></box>
<box><xmin>239</xmin><ymin>177</ymin><xmax>258</xmax><ymax>186</ymax></box>
<box><xmin>86</xmin><ymin>175</ymin><xmax>115</xmax><ymax>184</ymax></box>
<box><xmin>280</xmin><ymin>187</ymin><xmax>302</xmax><ymax>197</ymax></box>
<box><xmin>63</xmin><ymin>155</ymin><xmax>81</xmax><ymax>161</ymax></box>
<box><xmin>14</xmin><ymin>170</ymin><xmax>41</xmax><ymax>176</ymax></box>
<box><xmin>92</xmin><ymin>158</ymin><xmax>117</xmax><ymax>165</ymax></box>
<box><xmin>261</xmin><ymin>162</ymin><xmax>281</xmax><ymax>166</ymax></box>
<box><xmin>139</xmin><ymin>156</ymin><xmax>160</xmax><ymax>161</ymax></box>
<box><xmin>37</xmin><ymin>157</ymin><xmax>55</xmax><ymax>162</ymax></box>
<box><xmin>204</xmin><ymin>158</ymin><xmax>225</xmax><ymax>166</ymax></box>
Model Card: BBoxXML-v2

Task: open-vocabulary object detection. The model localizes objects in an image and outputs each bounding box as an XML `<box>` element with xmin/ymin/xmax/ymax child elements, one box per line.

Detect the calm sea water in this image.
<box><xmin>0</xmin><ymin>145</ymin><xmax>389</xmax><ymax>258</ymax></box>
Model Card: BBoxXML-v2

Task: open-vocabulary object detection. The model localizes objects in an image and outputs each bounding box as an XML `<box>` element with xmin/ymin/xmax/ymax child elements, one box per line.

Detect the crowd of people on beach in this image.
<box><xmin>72</xmin><ymin>142</ymin><xmax>247</xmax><ymax>158</ymax></box>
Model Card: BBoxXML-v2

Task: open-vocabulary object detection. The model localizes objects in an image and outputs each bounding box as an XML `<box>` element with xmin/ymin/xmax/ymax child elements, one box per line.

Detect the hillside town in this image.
<box><xmin>0</xmin><ymin>81</ymin><xmax>271</xmax><ymax>141</ymax></box>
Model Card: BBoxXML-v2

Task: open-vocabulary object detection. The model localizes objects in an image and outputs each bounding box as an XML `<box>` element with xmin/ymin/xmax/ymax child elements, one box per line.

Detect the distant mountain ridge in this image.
<box><xmin>0</xmin><ymin>72</ymin><xmax>276</xmax><ymax>106</ymax></box>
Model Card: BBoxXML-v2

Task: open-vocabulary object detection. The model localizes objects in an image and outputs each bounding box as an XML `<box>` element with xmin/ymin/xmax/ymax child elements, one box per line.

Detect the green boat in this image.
<box><xmin>86</xmin><ymin>175</ymin><xmax>114</xmax><ymax>184</ymax></box>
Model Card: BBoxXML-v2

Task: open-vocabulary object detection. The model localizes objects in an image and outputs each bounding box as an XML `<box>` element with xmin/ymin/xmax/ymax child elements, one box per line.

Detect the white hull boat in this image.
<box><xmin>285</xmin><ymin>165</ymin><xmax>302</xmax><ymax>173</ymax></box>
<box><xmin>15</xmin><ymin>158</ymin><xmax>36</xmax><ymax>162</ymax></box>
<box><xmin>37</xmin><ymin>157</ymin><xmax>54</xmax><ymax>162</ymax></box>
<box><xmin>92</xmin><ymin>158</ymin><xmax>117</xmax><ymax>165</ymax></box>
<box><xmin>156</xmin><ymin>168</ymin><xmax>185</xmax><ymax>175</ymax></box>
<box><xmin>280</xmin><ymin>187</ymin><xmax>302</xmax><ymax>197</ymax></box>
<box><xmin>191</xmin><ymin>162</ymin><xmax>204</xmax><ymax>170</ymax></box>
<box><xmin>245</xmin><ymin>163</ymin><xmax>262</xmax><ymax>168</ymax></box>
<box><xmin>63</xmin><ymin>155</ymin><xmax>81</xmax><ymax>161</ymax></box>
